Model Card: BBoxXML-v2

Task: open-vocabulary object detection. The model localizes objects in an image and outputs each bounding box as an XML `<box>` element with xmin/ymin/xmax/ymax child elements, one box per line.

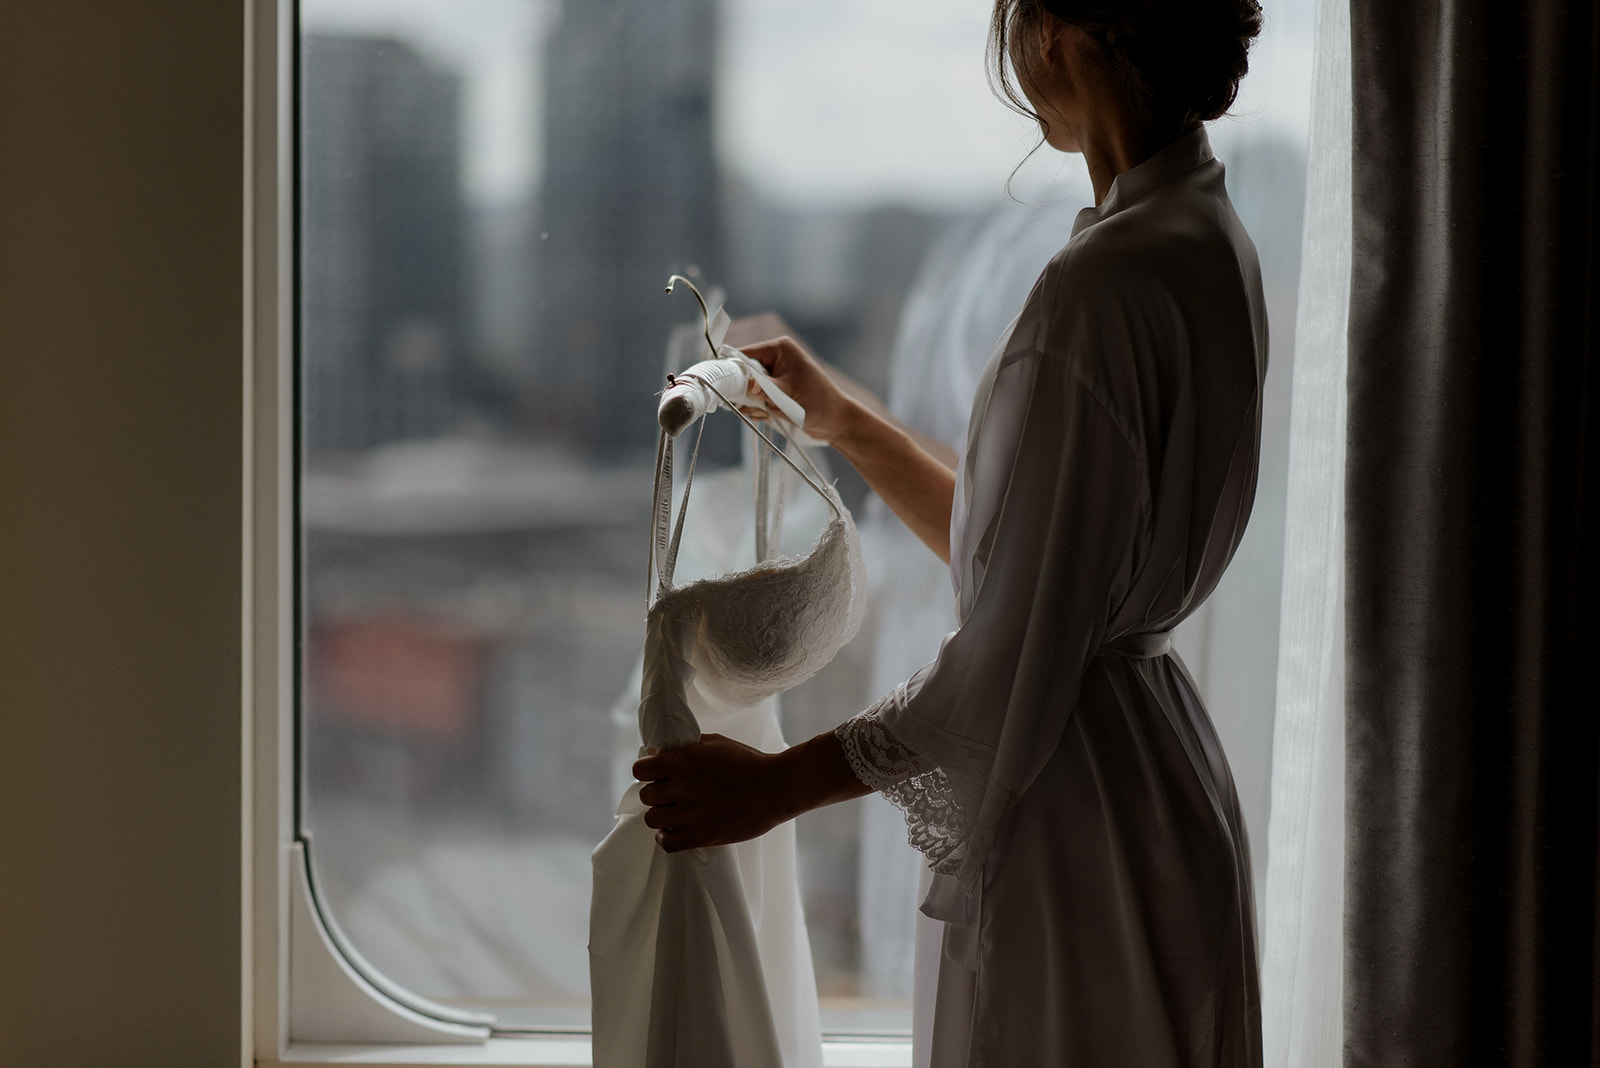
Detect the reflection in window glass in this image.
<box><xmin>298</xmin><ymin>0</ymin><xmax>1313</xmax><ymax>1032</ymax></box>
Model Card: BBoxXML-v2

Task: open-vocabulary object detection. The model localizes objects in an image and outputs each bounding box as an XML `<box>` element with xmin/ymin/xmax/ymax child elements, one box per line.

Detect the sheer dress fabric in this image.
<box><xmin>590</xmin><ymin>431</ymin><xmax>865</xmax><ymax>1068</ymax></box>
<box><xmin>835</xmin><ymin>128</ymin><xmax>1268</xmax><ymax>1067</ymax></box>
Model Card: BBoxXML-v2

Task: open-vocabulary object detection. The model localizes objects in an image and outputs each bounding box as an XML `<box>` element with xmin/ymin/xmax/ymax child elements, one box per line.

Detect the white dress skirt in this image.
<box><xmin>836</xmin><ymin>127</ymin><xmax>1268</xmax><ymax>1067</ymax></box>
<box><xmin>591</xmin><ymin>424</ymin><xmax>866</xmax><ymax>1068</ymax></box>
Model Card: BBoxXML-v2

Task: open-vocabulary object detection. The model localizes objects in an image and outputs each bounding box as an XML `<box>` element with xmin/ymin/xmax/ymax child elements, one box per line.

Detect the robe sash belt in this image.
<box><xmin>1098</xmin><ymin>629</ymin><xmax>1173</xmax><ymax>659</ymax></box>
<box><xmin>917</xmin><ymin>628</ymin><xmax>1174</xmax><ymax>961</ymax></box>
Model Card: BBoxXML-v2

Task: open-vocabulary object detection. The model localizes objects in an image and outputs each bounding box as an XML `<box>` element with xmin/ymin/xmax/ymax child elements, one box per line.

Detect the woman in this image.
<box><xmin>634</xmin><ymin>0</ymin><xmax>1267</xmax><ymax>1062</ymax></box>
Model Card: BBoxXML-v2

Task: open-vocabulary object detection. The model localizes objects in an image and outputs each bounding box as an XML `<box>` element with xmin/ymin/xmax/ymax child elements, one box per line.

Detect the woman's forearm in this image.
<box><xmin>635</xmin><ymin>729</ymin><xmax>871</xmax><ymax>852</ymax></box>
<box><xmin>830</xmin><ymin>396</ymin><xmax>957</xmax><ymax>563</ymax></box>
<box><xmin>772</xmin><ymin>729</ymin><xmax>873</xmax><ymax>823</ymax></box>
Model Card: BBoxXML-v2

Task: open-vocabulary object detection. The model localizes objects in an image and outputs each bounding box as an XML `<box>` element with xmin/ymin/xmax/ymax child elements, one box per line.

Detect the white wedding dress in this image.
<box><xmin>590</xmin><ymin>409</ymin><xmax>865</xmax><ymax>1068</ymax></box>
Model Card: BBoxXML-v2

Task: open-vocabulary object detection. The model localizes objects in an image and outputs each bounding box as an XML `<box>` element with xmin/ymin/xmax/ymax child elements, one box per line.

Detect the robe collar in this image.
<box><xmin>1071</xmin><ymin>125</ymin><xmax>1215</xmax><ymax>238</ymax></box>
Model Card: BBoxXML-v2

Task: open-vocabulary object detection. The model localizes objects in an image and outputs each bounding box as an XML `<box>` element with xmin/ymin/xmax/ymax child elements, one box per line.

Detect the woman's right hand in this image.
<box><xmin>732</xmin><ymin>330</ymin><xmax>858</xmax><ymax>445</ymax></box>
<box><xmin>726</xmin><ymin>321</ymin><xmax>864</xmax><ymax>447</ymax></box>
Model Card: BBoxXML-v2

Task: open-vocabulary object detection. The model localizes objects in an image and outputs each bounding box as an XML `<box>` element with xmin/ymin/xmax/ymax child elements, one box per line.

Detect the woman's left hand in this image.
<box><xmin>633</xmin><ymin>734</ymin><xmax>796</xmax><ymax>853</ymax></box>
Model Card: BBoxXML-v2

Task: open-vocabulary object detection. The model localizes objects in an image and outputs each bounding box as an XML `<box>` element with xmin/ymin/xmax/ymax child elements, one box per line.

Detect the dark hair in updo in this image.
<box><xmin>989</xmin><ymin>0</ymin><xmax>1262</xmax><ymax>139</ymax></box>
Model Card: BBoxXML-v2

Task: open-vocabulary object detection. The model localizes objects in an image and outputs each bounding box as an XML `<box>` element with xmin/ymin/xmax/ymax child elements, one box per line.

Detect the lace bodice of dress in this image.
<box><xmin>640</xmin><ymin>425</ymin><xmax>866</xmax><ymax>752</ymax></box>
<box><xmin>653</xmin><ymin>511</ymin><xmax>865</xmax><ymax>707</ymax></box>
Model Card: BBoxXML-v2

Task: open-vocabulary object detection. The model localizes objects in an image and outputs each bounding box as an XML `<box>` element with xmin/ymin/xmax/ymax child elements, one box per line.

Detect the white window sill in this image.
<box><xmin>267</xmin><ymin>1038</ymin><xmax>913</xmax><ymax>1068</ymax></box>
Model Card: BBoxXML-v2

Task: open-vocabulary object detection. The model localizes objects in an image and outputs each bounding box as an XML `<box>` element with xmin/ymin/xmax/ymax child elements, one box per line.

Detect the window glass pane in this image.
<box><xmin>297</xmin><ymin>0</ymin><xmax>1314</xmax><ymax>1032</ymax></box>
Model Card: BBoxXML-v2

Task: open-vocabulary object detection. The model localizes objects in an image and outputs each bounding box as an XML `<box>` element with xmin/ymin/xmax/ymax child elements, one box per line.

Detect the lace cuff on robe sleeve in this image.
<box><xmin>834</xmin><ymin>683</ymin><xmax>980</xmax><ymax>876</ymax></box>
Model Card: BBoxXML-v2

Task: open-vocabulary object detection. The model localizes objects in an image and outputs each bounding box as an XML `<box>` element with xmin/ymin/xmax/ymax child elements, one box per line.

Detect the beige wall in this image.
<box><xmin>0</xmin><ymin>4</ymin><xmax>247</xmax><ymax>1065</ymax></box>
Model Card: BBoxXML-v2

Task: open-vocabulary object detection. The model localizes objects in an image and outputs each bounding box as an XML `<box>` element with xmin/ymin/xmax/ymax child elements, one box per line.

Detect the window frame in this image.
<box><xmin>247</xmin><ymin>1</ymin><xmax>912</xmax><ymax>1063</ymax></box>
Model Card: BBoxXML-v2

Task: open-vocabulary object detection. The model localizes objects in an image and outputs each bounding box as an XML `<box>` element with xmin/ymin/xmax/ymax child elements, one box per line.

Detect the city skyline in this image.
<box><xmin>303</xmin><ymin>0</ymin><xmax>1315</xmax><ymax>212</ymax></box>
<box><xmin>299</xmin><ymin>11</ymin><xmax>968</xmax><ymax>457</ymax></box>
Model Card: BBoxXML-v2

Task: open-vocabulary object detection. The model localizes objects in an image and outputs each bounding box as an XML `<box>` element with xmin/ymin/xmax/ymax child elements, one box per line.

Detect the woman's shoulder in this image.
<box><xmin>1013</xmin><ymin>172</ymin><xmax>1262</xmax><ymax>421</ymax></box>
<box><xmin>1023</xmin><ymin>219</ymin><xmax>1188</xmax><ymax>375</ymax></box>
<box><xmin>1059</xmin><ymin>178</ymin><xmax>1247</xmax><ymax>291</ymax></box>
<box><xmin>1032</xmin><ymin>175</ymin><xmax>1256</xmax><ymax>334</ymax></box>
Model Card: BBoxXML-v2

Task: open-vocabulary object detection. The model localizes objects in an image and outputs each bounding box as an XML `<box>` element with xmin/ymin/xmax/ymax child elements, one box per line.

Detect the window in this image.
<box><xmin>264</xmin><ymin>0</ymin><xmax>1318</xmax><ymax>1057</ymax></box>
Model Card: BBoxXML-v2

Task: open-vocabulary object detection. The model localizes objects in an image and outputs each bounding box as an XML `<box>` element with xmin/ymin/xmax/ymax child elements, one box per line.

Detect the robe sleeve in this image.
<box><xmin>834</xmin><ymin>343</ymin><xmax>1148</xmax><ymax>890</ymax></box>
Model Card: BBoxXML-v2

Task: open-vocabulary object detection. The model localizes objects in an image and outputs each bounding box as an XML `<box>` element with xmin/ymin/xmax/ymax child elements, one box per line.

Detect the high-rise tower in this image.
<box><xmin>535</xmin><ymin>0</ymin><xmax>722</xmax><ymax>456</ymax></box>
<box><xmin>301</xmin><ymin>35</ymin><xmax>466</xmax><ymax>456</ymax></box>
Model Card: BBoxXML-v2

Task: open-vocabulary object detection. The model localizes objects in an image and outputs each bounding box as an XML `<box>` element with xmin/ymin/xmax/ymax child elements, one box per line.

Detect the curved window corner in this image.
<box><xmin>289</xmin><ymin>840</ymin><xmax>494</xmax><ymax>1044</ymax></box>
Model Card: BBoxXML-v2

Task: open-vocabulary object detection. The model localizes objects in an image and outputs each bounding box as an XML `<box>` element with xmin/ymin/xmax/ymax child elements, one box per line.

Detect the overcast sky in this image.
<box><xmin>304</xmin><ymin>0</ymin><xmax>1315</xmax><ymax>210</ymax></box>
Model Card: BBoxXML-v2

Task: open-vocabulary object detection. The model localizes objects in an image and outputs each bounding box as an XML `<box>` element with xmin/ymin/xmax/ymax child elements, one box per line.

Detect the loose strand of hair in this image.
<box><xmin>988</xmin><ymin>0</ymin><xmax>1053</xmax><ymax>202</ymax></box>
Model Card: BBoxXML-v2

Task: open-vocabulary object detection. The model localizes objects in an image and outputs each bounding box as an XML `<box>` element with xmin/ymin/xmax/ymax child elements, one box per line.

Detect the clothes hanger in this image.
<box><xmin>660</xmin><ymin>274</ymin><xmax>839</xmax><ymax>514</ymax></box>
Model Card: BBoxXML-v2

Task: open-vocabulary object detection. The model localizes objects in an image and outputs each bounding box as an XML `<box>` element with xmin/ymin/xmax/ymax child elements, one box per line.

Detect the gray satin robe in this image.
<box><xmin>836</xmin><ymin>127</ymin><xmax>1267</xmax><ymax>1067</ymax></box>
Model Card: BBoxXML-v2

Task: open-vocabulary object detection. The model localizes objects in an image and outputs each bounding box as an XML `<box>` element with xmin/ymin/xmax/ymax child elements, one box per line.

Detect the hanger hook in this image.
<box><xmin>665</xmin><ymin>274</ymin><xmax>718</xmax><ymax>361</ymax></box>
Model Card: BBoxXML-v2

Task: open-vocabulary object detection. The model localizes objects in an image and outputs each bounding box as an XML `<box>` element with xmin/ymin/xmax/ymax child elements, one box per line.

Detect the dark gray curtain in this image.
<box><xmin>1345</xmin><ymin>0</ymin><xmax>1599</xmax><ymax>1064</ymax></box>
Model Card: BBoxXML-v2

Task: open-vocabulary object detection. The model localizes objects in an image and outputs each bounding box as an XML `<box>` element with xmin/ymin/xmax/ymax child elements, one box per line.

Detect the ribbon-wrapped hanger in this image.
<box><xmin>658</xmin><ymin>275</ymin><xmax>812</xmax><ymax>442</ymax></box>
<box><xmin>658</xmin><ymin>275</ymin><xmax>838</xmax><ymax>515</ymax></box>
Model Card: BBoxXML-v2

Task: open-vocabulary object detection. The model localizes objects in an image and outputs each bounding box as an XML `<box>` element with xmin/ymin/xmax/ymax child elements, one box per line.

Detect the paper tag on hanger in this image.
<box><xmin>708</xmin><ymin>305</ymin><xmax>731</xmax><ymax>350</ymax></box>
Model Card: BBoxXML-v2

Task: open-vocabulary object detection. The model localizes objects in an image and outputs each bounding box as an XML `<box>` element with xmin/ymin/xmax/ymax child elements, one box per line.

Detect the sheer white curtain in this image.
<box><xmin>1260</xmin><ymin>0</ymin><xmax>1349</xmax><ymax>1062</ymax></box>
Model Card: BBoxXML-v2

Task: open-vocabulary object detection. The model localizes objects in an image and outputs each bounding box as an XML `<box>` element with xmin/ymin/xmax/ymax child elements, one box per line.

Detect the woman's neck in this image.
<box><xmin>1074</xmin><ymin>102</ymin><xmax>1171</xmax><ymax>205</ymax></box>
